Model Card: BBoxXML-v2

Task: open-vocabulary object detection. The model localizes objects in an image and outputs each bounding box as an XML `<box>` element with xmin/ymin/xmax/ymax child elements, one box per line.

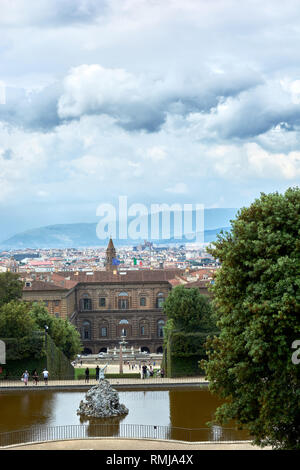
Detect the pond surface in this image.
<box><xmin>0</xmin><ymin>387</ymin><xmax>250</xmax><ymax>442</ymax></box>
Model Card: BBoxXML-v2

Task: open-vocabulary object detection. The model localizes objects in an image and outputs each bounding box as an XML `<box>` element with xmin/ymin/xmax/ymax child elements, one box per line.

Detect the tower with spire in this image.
<box><xmin>105</xmin><ymin>238</ymin><xmax>117</xmax><ymax>272</ymax></box>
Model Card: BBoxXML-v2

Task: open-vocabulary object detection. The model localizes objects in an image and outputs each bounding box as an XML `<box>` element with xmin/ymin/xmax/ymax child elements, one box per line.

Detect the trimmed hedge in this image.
<box><xmin>0</xmin><ymin>333</ymin><xmax>74</xmax><ymax>380</ymax></box>
<box><xmin>165</xmin><ymin>331</ymin><xmax>217</xmax><ymax>377</ymax></box>
<box><xmin>45</xmin><ymin>334</ymin><xmax>74</xmax><ymax>379</ymax></box>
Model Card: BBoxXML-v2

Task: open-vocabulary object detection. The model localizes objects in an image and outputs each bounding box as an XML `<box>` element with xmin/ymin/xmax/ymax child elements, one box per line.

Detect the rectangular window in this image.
<box><xmin>54</xmin><ymin>300</ymin><xmax>60</xmax><ymax>306</ymax></box>
<box><xmin>101</xmin><ymin>327</ymin><xmax>107</xmax><ymax>337</ymax></box>
<box><xmin>83</xmin><ymin>298</ymin><xmax>92</xmax><ymax>311</ymax></box>
<box><xmin>119</xmin><ymin>299</ymin><xmax>128</xmax><ymax>309</ymax></box>
<box><xmin>141</xmin><ymin>326</ymin><xmax>145</xmax><ymax>335</ymax></box>
<box><xmin>140</xmin><ymin>297</ymin><xmax>146</xmax><ymax>306</ymax></box>
<box><xmin>99</xmin><ymin>297</ymin><xmax>106</xmax><ymax>307</ymax></box>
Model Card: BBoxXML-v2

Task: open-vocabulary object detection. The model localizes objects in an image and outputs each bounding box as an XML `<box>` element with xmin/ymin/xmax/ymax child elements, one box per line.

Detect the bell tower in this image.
<box><xmin>105</xmin><ymin>238</ymin><xmax>117</xmax><ymax>272</ymax></box>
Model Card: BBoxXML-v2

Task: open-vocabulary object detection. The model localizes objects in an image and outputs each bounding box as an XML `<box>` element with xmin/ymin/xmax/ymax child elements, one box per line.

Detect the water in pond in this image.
<box><xmin>0</xmin><ymin>388</ymin><xmax>250</xmax><ymax>442</ymax></box>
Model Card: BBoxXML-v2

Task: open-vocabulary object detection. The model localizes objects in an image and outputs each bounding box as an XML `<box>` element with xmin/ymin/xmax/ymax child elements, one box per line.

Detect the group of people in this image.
<box><xmin>141</xmin><ymin>364</ymin><xmax>164</xmax><ymax>378</ymax></box>
<box><xmin>21</xmin><ymin>369</ymin><xmax>49</xmax><ymax>386</ymax></box>
<box><xmin>84</xmin><ymin>365</ymin><xmax>101</xmax><ymax>383</ymax></box>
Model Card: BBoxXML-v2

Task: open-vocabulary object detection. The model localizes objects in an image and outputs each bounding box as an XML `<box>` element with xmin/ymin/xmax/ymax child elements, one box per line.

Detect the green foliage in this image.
<box><xmin>0</xmin><ymin>301</ymin><xmax>37</xmax><ymax>338</ymax></box>
<box><xmin>1</xmin><ymin>334</ymin><xmax>45</xmax><ymax>361</ymax></box>
<box><xmin>203</xmin><ymin>187</ymin><xmax>300</xmax><ymax>450</ymax></box>
<box><xmin>0</xmin><ymin>271</ymin><xmax>24</xmax><ymax>307</ymax></box>
<box><xmin>0</xmin><ymin>357</ymin><xmax>46</xmax><ymax>379</ymax></box>
<box><xmin>163</xmin><ymin>285</ymin><xmax>215</xmax><ymax>332</ymax></box>
<box><xmin>29</xmin><ymin>302</ymin><xmax>82</xmax><ymax>360</ymax></box>
<box><xmin>45</xmin><ymin>333</ymin><xmax>74</xmax><ymax>379</ymax></box>
<box><xmin>170</xmin><ymin>331</ymin><xmax>215</xmax><ymax>357</ymax></box>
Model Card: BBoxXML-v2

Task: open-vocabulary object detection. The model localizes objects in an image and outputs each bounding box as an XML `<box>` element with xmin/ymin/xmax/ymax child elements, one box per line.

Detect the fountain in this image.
<box><xmin>77</xmin><ymin>365</ymin><xmax>129</xmax><ymax>419</ymax></box>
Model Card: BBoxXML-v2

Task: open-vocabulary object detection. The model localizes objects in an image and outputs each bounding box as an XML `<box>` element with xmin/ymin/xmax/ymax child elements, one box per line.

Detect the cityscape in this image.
<box><xmin>0</xmin><ymin>0</ymin><xmax>299</xmax><ymax>457</ymax></box>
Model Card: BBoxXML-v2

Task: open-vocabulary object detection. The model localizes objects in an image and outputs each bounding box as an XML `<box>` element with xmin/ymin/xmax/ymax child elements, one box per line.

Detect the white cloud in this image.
<box><xmin>165</xmin><ymin>183</ymin><xmax>188</xmax><ymax>194</ymax></box>
<box><xmin>1</xmin><ymin>0</ymin><xmax>300</xmax><ymax>233</ymax></box>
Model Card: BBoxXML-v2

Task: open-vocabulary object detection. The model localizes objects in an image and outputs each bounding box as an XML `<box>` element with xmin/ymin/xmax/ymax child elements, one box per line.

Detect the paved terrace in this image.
<box><xmin>0</xmin><ymin>376</ymin><xmax>209</xmax><ymax>391</ymax></box>
<box><xmin>4</xmin><ymin>438</ymin><xmax>268</xmax><ymax>451</ymax></box>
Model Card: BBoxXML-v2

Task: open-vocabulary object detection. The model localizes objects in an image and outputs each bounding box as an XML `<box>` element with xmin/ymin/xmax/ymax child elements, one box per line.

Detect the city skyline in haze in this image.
<box><xmin>0</xmin><ymin>1</ymin><xmax>300</xmax><ymax>240</ymax></box>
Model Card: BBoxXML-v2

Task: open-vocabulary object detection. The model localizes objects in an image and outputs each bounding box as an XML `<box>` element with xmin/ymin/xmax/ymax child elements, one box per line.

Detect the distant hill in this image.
<box><xmin>0</xmin><ymin>208</ymin><xmax>237</xmax><ymax>249</ymax></box>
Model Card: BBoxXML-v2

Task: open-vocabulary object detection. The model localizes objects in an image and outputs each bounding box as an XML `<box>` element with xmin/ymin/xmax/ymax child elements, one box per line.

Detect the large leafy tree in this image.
<box><xmin>0</xmin><ymin>301</ymin><xmax>37</xmax><ymax>338</ymax></box>
<box><xmin>203</xmin><ymin>187</ymin><xmax>300</xmax><ymax>449</ymax></box>
<box><xmin>163</xmin><ymin>285</ymin><xmax>215</xmax><ymax>332</ymax></box>
<box><xmin>29</xmin><ymin>303</ymin><xmax>82</xmax><ymax>359</ymax></box>
<box><xmin>0</xmin><ymin>272</ymin><xmax>24</xmax><ymax>307</ymax></box>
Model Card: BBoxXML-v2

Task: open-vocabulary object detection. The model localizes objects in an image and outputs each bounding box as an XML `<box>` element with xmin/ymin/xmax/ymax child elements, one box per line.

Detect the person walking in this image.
<box><xmin>22</xmin><ymin>370</ymin><xmax>29</xmax><ymax>386</ymax></box>
<box><xmin>32</xmin><ymin>369</ymin><xmax>39</xmax><ymax>386</ymax></box>
<box><xmin>95</xmin><ymin>365</ymin><xmax>100</xmax><ymax>382</ymax></box>
<box><xmin>42</xmin><ymin>368</ymin><xmax>49</xmax><ymax>385</ymax></box>
<box><xmin>85</xmin><ymin>367</ymin><xmax>89</xmax><ymax>384</ymax></box>
<box><xmin>160</xmin><ymin>368</ymin><xmax>165</xmax><ymax>378</ymax></box>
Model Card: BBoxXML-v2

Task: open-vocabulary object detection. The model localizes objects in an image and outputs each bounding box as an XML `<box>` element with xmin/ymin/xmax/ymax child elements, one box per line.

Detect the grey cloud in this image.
<box><xmin>0</xmin><ymin>83</ymin><xmax>62</xmax><ymax>131</ymax></box>
<box><xmin>57</xmin><ymin>64</ymin><xmax>262</xmax><ymax>133</ymax></box>
<box><xmin>205</xmin><ymin>82</ymin><xmax>300</xmax><ymax>140</ymax></box>
<box><xmin>0</xmin><ymin>0</ymin><xmax>108</xmax><ymax>27</ymax></box>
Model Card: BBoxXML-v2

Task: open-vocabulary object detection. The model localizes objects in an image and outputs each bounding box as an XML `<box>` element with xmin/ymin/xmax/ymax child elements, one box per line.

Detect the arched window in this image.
<box><xmin>156</xmin><ymin>293</ymin><xmax>164</xmax><ymax>308</ymax></box>
<box><xmin>140</xmin><ymin>297</ymin><xmax>146</xmax><ymax>307</ymax></box>
<box><xmin>141</xmin><ymin>326</ymin><xmax>145</xmax><ymax>336</ymax></box>
<box><xmin>158</xmin><ymin>320</ymin><xmax>165</xmax><ymax>338</ymax></box>
<box><xmin>82</xmin><ymin>320</ymin><xmax>91</xmax><ymax>340</ymax></box>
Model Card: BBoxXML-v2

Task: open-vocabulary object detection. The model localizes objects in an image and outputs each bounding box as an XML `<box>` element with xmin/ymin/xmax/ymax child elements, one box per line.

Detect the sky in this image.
<box><xmin>0</xmin><ymin>0</ymin><xmax>300</xmax><ymax>240</ymax></box>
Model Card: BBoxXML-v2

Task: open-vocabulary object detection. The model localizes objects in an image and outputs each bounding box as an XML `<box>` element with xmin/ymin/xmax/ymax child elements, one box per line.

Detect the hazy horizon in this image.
<box><xmin>1</xmin><ymin>1</ymin><xmax>299</xmax><ymax>240</ymax></box>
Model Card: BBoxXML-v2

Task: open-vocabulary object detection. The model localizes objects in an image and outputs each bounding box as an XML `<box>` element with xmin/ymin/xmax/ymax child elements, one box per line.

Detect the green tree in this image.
<box><xmin>29</xmin><ymin>303</ymin><xmax>82</xmax><ymax>360</ymax></box>
<box><xmin>163</xmin><ymin>285</ymin><xmax>215</xmax><ymax>332</ymax></box>
<box><xmin>0</xmin><ymin>272</ymin><xmax>24</xmax><ymax>307</ymax></box>
<box><xmin>203</xmin><ymin>187</ymin><xmax>300</xmax><ymax>450</ymax></box>
<box><xmin>0</xmin><ymin>301</ymin><xmax>37</xmax><ymax>338</ymax></box>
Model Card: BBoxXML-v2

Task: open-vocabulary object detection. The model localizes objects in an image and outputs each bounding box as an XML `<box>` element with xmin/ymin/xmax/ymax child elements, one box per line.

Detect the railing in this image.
<box><xmin>0</xmin><ymin>424</ymin><xmax>251</xmax><ymax>447</ymax></box>
<box><xmin>0</xmin><ymin>375</ymin><xmax>208</xmax><ymax>388</ymax></box>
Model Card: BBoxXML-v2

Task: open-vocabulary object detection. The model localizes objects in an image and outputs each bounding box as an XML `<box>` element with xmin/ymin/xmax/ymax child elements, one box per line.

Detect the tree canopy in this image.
<box><xmin>163</xmin><ymin>285</ymin><xmax>215</xmax><ymax>333</ymax></box>
<box><xmin>0</xmin><ymin>301</ymin><xmax>37</xmax><ymax>338</ymax></box>
<box><xmin>0</xmin><ymin>297</ymin><xmax>82</xmax><ymax>360</ymax></box>
<box><xmin>203</xmin><ymin>187</ymin><xmax>300</xmax><ymax>450</ymax></box>
<box><xmin>0</xmin><ymin>271</ymin><xmax>24</xmax><ymax>308</ymax></box>
<box><xmin>29</xmin><ymin>303</ymin><xmax>82</xmax><ymax>359</ymax></box>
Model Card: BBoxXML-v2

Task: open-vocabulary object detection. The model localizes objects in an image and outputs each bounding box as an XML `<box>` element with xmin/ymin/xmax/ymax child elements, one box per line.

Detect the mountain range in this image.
<box><xmin>0</xmin><ymin>208</ymin><xmax>238</xmax><ymax>249</ymax></box>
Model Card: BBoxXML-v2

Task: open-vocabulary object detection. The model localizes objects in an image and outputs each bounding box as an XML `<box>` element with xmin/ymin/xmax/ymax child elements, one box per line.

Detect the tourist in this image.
<box><xmin>85</xmin><ymin>367</ymin><xmax>89</xmax><ymax>383</ymax></box>
<box><xmin>42</xmin><ymin>368</ymin><xmax>49</xmax><ymax>385</ymax></box>
<box><xmin>142</xmin><ymin>365</ymin><xmax>147</xmax><ymax>379</ymax></box>
<box><xmin>160</xmin><ymin>368</ymin><xmax>165</xmax><ymax>378</ymax></box>
<box><xmin>22</xmin><ymin>370</ymin><xmax>29</xmax><ymax>386</ymax></box>
<box><xmin>32</xmin><ymin>369</ymin><xmax>39</xmax><ymax>385</ymax></box>
<box><xmin>96</xmin><ymin>365</ymin><xmax>100</xmax><ymax>381</ymax></box>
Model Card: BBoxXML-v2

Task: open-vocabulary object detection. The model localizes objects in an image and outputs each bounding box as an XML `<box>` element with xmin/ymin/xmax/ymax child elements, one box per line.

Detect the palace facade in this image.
<box><xmin>22</xmin><ymin>239</ymin><xmax>210</xmax><ymax>354</ymax></box>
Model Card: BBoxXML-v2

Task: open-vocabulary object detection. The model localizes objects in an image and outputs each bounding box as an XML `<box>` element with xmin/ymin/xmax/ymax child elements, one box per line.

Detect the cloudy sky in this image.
<box><xmin>0</xmin><ymin>0</ymin><xmax>300</xmax><ymax>239</ymax></box>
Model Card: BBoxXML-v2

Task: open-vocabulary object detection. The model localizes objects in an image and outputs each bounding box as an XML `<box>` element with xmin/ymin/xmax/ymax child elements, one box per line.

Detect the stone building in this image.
<box><xmin>22</xmin><ymin>239</ymin><xmax>211</xmax><ymax>354</ymax></box>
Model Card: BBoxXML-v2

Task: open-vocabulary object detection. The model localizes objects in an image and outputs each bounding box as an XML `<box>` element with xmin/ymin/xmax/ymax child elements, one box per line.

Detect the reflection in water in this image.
<box><xmin>0</xmin><ymin>391</ymin><xmax>56</xmax><ymax>432</ymax></box>
<box><xmin>79</xmin><ymin>415</ymin><xmax>127</xmax><ymax>438</ymax></box>
<box><xmin>0</xmin><ymin>388</ymin><xmax>250</xmax><ymax>442</ymax></box>
<box><xmin>168</xmin><ymin>388</ymin><xmax>250</xmax><ymax>441</ymax></box>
